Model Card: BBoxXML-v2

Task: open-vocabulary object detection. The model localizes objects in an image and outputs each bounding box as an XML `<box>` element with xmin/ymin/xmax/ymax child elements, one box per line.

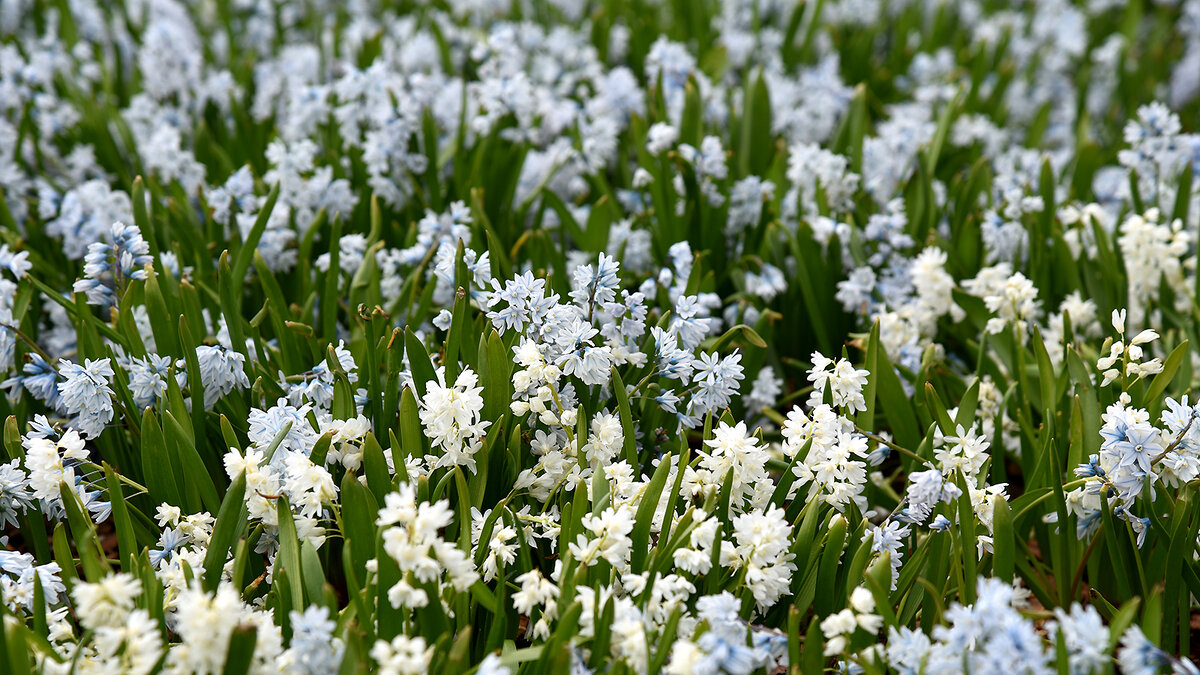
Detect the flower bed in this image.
<box><xmin>0</xmin><ymin>0</ymin><xmax>1199</xmax><ymax>673</ymax></box>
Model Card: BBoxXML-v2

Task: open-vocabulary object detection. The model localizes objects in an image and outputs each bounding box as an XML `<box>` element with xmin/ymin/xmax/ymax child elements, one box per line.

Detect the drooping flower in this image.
<box><xmin>57</xmin><ymin>358</ymin><xmax>115</xmax><ymax>438</ymax></box>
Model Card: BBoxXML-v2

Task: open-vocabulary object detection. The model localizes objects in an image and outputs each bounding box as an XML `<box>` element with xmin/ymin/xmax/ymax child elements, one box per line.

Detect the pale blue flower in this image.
<box><xmin>1118</xmin><ymin>626</ymin><xmax>1171</xmax><ymax>675</ymax></box>
<box><xmin>651</xmin><ymin>327</ymin><xmax>694</xmax><ymax>382</ymax></box>
<box><xmin>569</xmin><ymin>253</ymin><xmax>620</xmax><ymax>317</ymax></box>
<box><xmin>0</xmin><ymin>460</ymin><xmax>33</xmax><ymax>529</ymax></box>
<box><xmin>57</xmin><ymin>358</ymin><xmax>115</xmax><ymax>438</ymax></box>
<box><xmin>1048</xmin><ymin>604</ymin><xmax>1108</xmax><ymax>675</ymax></box>
<box><xmin>690</xmin><ymin>350</ymin><xmax>744</xmax><ymax>418</ymax></box>
<box><xmin>487</xmin><ymin>271</ymin><xmax>558</xmax><ymax>334</ymax></box>
<box><xmin>150</xmin><ymin>527</ymin><xmax>184</xmax><ymax>567</ymax></box>
<box><xmin>190</xmin><ymin>345</ymin><xmax>249</xmax><ymax>409</ymax></box>
<box><xmin>126</xmin><ymin>353</ymin><xmax>172</xmax><ymax>409</ymax></box>
<box><xmin>73</xmin><ymin>222</ymin><xmax>152</xmax><ymax>308</ymax></box>
<box><xmin>3</xmin><ymin>354</ymin><xmax>63</xmax><ymax>412</ymax></box>
<box><xmin>288</xmin><ymin>605</ymin><xmax>345</xmax><ymax>674</ymax></box>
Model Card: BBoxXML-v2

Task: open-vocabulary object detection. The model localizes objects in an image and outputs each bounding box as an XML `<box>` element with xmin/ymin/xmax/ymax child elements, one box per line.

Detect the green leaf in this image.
<box><xmin>801</xmin><ymin>616</ymin><xmax>825</xmax><ymax>675</ymax></box>
<box><xmin>1143</xmin><ymin>339</ymin><xmax>1188</xmax><ymax>407</ymax></box>
<box><xmin>253</xmin><ymin>251</ymin><xmax>306</xmax><ymax>372</ymax></box>
<box><xmin>864</xmin><ymin>552</ymin><xmax>897</xmax><ymax>625</ymax></box>
<box><xmin>25</xmin><ymin>275</ymin><xmax>123</xmax><ymax>344</ymax></box>
<box><xmin>103</xmin><ymin>464</ymin><xmax>138</xmax><ymax>571</ymax></box>
<box><xmin>611</xmin><ymin>368</ymin><xmax>639</xmax><ymax>466</ymax></box>
<box><xmin>875</xmin><ymin>343</ymin><xmax>921</xmax><ymax>448</ymax></box>
<box><xmin>924</xmin><ymin>382</ymin><xmax>957</xmax><ymax>437</ymax></box>
<box><xmin>957</xmin><ymin>473</ymin><xmax>977</xmax><ymax>604</ymax></box>
<box><xmin>631</xmin><ymin>453</ymin><xmax>673</xmax><ymax>572</ymax></box>
<box><xmin>2</xmin><ymin>619</ymin><xmax>32</xmax><ymax>675</ymax></box>
<box><xmin>405</xmin><ymin>327</ymin><xmax>437</xmax><ymax>399</ymax></box>
<box><xmin>164</xmin><ymin>411</ymin><xmax>221</xmax><ymax>513</ymax></box>
<box><xmin>1031</xmin><ymin>326</ymin><xmax>1057</xmax><ymax>414</ymax></box>
<box><xmin>3</xmin><ymin>417</ymin><xmax>20</xmax><ymax>462</ymax></box>
<box><xmin>203</xmin><ymin>471</ymin><xmax>247</xmax><ymax>592</ymax></box>
<box><xmin>711</xmin><ymin>323</ymin><xmax>768</xmax><ymax>351</ymax></box>
<box><xmin>482</xmin><ymin>329</ymin><xmax>512</xmax><ymax>421</ymax></box>
<box><xmin>954</xmin><ymin>377</ymin><xmax>981</xmax><ymax>430</ymax></box>
<box><xmin>444</xmin><ymin>282</ymin><xmax>469</xmax><ymax>382</ymax></box>
<box><xmin>231</xmin><ymin>183</ymin><xmax>280</xmax><ymax>287</ymax></box>
<box><xmin>218</xmin><ymin>251</ymin><xmax>248</xmax><ymax>361</ymax></box>
<box><xmin>141</xmin><ymin>408</ymin><xmax>182</xmax><ymax>507</ymax></box>
<box><xmin>362</xmin><ymin>432</ymin><xmax>392</xmax><ymax>505</ymax></box>
<box><xmin>299</xmin><ymin>540</ymin><xmax>326</xmax><ymax>604</ymax></box>
<box><xmin>375</xmin><ymin>532</ymin><xmax>403</xmax><ymax>641</ymax></box>
<box><xmin>321</xmin><ymin>215</ymin><xmax>343</xmax><ymax>342</ymax></box>
<box><xmin>177</xmin><ymin>315</ymin><xmax>208</xmax><ymax>456</ymax></box>
<box><xmin>275</xmin><ymin>497</ymin><xmax>305</xmax><ymax>609</ymax></box>
<box><xmin>1107</xmin><ymin>597</ymin><xmax>1142</xmax><ymax>651</ymax></box>
<box><xmin>739</xmin><ymin>70</ymin><xmax>773</xmax><ymax>177</ymax></box>
<box><xmin>858</xmin><ymin>320</ymin><xmax>881</xmax><ymax>431</ymax></box>
<box><xmin>992</xmin><ymin>494</ymin><xmax>1014</xmax><ymax>583</ymax></box>
<box><xmin>814</xmin><ymin>514</ymin><xmax>848</xmax><ymax>616</ymax></box>
<box><xmin>59</xmin><ymin>482</ymin><xmax>108</xmax><ymax>582</ymax></box>
<box><xmin>130</xmin><ymin>177</ymin><xmax>158</xmax><ymax>258</ymax></box>
<box><xmin>221</xmin><ymin>624</ymin><xmax>259</xmax><ymax>675</ymax></box>
<box><xmin>309</xmin><ymin>431</ymin><xmax>334</xmax><ymax>468</ymax></box>
<box><xmin>340</xmin><ymin>471</ymin><xmax>378</xmax><ymax>581</ymax></box>
<box><xmin>399</xmin><ymin>387</ymin><xmax>425</xmax><ymax>467</ymax></box>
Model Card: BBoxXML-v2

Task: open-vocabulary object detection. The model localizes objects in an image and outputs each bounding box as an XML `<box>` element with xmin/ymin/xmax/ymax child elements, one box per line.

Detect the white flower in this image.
<box><xmin>568</xmin><ymin>505</ymin><xmax>634</xmax><ymax>569</ymax></box>
<box><xmin>512</xmin><ymin>569</ymin><xmax>559</xmax><ymax>617</ymax></box>
<box><xmin>476</xmin><ymin>653</ymin><xmax>511</xmax><ymax>675</ymax></box>
<box><xmin>936</xmin><ymin>424</ymin><xmax>991</xmax><ymax>479</ymax></box>
<box><xmin>581</xmin><ymin>412</ymin><xmax>624</xmax><ymax>465</ymax></box>
<box><xmin>864</xmin><ymin>521</ymin><xmax>910</xmax><ymax>590</ymax></box>
<box><xmin>1130</xmin><ymin>328</ymin><xmax>1159</xmax><ymax>345</ymax></box>
<box><xmin>981</xmin><ymin>270</ymin><xmax>1040</xmax><ymax>336</ymax></box>
<box><xmin>72</xmin><ymin>572</ymin><xmax>141</xmax><ymax>630</ymax></box>
<box><xmin>1118</xmin><ymin>210</ymin><xmax>1190</xmax><ymax>327</ymax></box>
<box><xmin>1048</xmin><ymin>604</ymin><xmax>1109</xmax><ymax>675</ymax></box>
<box><xmin>377</xmin><ymin>482</ymin><xmax>479</xmax><ymax>600</ymax></box>
<box><xmin>721</xmin><ymin>505</ymin><xmax>796</xmax><ymax>610</ymax></box>
<box><xmin>283</xmin><ymin>453</ymin><xmax>338</xmax><ymax>521</ymax></box>
<box><xmin>807</xmin><ymin>352</ymin><xmax>869</xmax><ymax>413</ymax></box>
<box><xmin>646</xmin><ymin>122</ymin><xmax>679</xmax><ymax>154</ymax></box>
<box><xmin>419</xmin><ymin>367</ymin><xmax>490</xmax><ymax>473</ymax></box>
<box><xmin>472</xmin><ymin>507</ymin><xmax>519</xmax><ymax>582</ymax></box>
<box><xmin>249</xmin><ymin>399</ymin><xmax>318</xmax><ymax>459</ymax></box>
<box><xmin>166</xmin><ymin>582</ymin><xmax>283</xmax><ymax>674</ymax></box>
<box><xmin>673</xmin><ymin>515</ymin><xmax>718</xmax><ymax>575</ymax></box>
<box><xmin>371</xmin><ymin>635</ymin><xmax>433</xmax><ymax>675</ymax></box>
<box><xmin>698</xmin><ymin>421</ymin><xmax>771</xmax><ymax>510</ymax></box>
<box><xmin>792</xmin><ymin>421</ymin><xmax>869</xmax><ymax>513</ymax></box>
<box><xmin>24</xmin><ymin>429</ymin><xmax>87</xmax><ymax>500</ymax></box>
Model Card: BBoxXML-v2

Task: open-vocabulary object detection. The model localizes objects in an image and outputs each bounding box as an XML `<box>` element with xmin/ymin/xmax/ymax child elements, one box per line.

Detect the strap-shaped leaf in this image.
<box><xmin>203</xmin><ymin>470</ymin><xmax>247</xmax><ymax>592</ymax></box>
